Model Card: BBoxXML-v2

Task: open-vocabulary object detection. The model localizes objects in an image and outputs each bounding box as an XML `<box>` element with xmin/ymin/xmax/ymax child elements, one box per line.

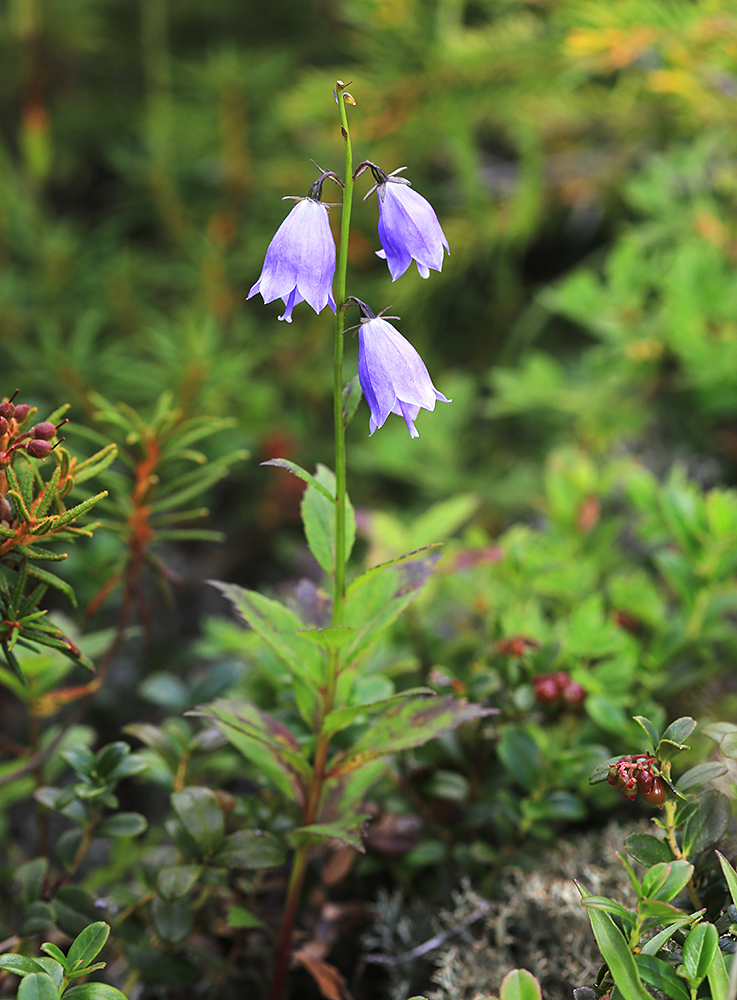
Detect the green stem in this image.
<box><xmin>267</xmin><ymin>82</ymin><xmax>355</xmax><ymax>1000</ymax></box>
<box><xmin>331</xmin><ymin>83</ymin><xmax>354</xmax><ymax>628</ymax></box>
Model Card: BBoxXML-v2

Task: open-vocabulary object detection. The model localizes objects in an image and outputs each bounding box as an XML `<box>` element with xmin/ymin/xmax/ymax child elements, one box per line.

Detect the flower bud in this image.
<box><xmin>0</xmin><ymin>496</ymin><xmax>13</xmax><ymax>523</ymax></box>
<box><xmin>533</xmin><ymin>676</ymin><xmax>561</xmax><ymax>706</ymax></box>
<box><xmin>0</xmin><ymin>401</ymin><xmax>15</xmax><ymax>420</ymax></box>
<box><xmin>12</xmin><ymin>403</ymin><xmax>30</xmax><ymax>423</ymax></box>
<box><xmin>0</xmin><ymin>416</ymin><xmax>8</xmax><ymax>436</ymax></box>
<box><xmin>26</xmin><ymin>439</ymin><xmax>53</xmax><ymax>458</ymax></box>
<box><xmin>31</xmin><ymin>421</ymin><xmax>57</xmax><ymax>441</ymax></box>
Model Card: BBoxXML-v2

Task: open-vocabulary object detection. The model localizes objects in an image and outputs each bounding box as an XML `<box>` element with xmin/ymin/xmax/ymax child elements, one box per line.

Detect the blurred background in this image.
<box><xmin>1</xmin><ymin>0</ymin><xmax>737</xmax><ymax>583</ymax></box>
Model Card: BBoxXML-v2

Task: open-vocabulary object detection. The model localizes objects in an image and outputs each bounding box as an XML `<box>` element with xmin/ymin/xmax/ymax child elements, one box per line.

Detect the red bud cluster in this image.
<box><xmin>533</xmin><ymin>671</ymin><xmax>586</xmax><ymax>708</ymax></box>
<box><xmin>0</xmin><ymin>392</ymin><xmax>65</xmax><ymax>471</ymax></box>
<box><xmin>497</xmin><ymin>635</ymin><xmax>540</xmax><ymax>657</ymax></box>
<box><xmin>607</xmin><ymin>753</ymin><xmax>667</xmax><ymax>806</ymax></box>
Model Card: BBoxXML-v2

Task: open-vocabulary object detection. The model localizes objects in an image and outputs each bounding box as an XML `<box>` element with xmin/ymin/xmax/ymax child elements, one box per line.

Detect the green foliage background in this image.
<box><xmin>3</xmin><ymin>0</ymin><xmax>736</xmax><ymax>553</ymax></box>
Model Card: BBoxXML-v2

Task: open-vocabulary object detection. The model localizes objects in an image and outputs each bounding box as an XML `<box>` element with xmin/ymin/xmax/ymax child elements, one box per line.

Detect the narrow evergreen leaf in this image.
<box><xmin>262</xmin><ymin>458</ymin><xmax>334</xmax><ymax>500</ymax></box>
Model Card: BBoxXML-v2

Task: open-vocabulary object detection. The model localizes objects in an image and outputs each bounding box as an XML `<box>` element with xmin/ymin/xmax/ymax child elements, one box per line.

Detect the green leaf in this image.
<box><xmin>227</xmin><ymin>905</ymin><xmax>264</xmax><ymax>930</ymax></box>
<box><xmin>261</xmin><ymin>459</ymin><xmax>334</xmax><ymax>501</ymax></box>
<box><xmin>17</xmin><ymin>973</ymin><xmax>59</xmax><ymax>1000</ymax></box>
<box><xmin>625</xmin><ymin>833</ymin><xmax>673</xmax><ymax>866</ymax></box>
<box><xmin>196</xmin><ymin>699</ymin><xmax>311</xmax><ymax>805</ymax></box>
<box><xmin>71</xmin><ymin>443</ymin><xmax>118</xmax><ymax>485</ymax></box>
<box><xmin>633</xmin><ymin>716</ymin><xmax>659</xmax><ymax>753</ymax></box>
<box><xmin>641</xmin><ymin>862</ymin><xmax>693</xmax><ymax>902</ymax></box>
<box><xmin>156</xmin><ymin>865</ymin><xmax>202</xmax><ymax>901</ymax></box>
<box><xmin>63</xmin><ymin>986</ymin><xmax>129</xmax><ymax>1000</ymax></box>
<box><xmin>52</xmin><ymin>886</ymin><xmax>99</xmax><ymax>938</ymax></box>
<box><xmin>209</xmin><ymin>582</ymin><xmax>324</xmax><ymax>691</ymax></box>
<box><xmin>327</xmin><ymin>696</ymin><xmax>494</xmax><ymax>777</ymax></box>
<box><xmin>17</xmin><ymin>857</ymin><xmax>49</xmax><ymax>907</ymax></box>
<box><xmin>67</xmin><ymin>923</ymin><xmax>110</xmax><ymax>972</ymax></box>
<box><xmin>0</xmin><ymin>955</ymin><xmax>47</xmax><ymax>977</ymax></box>
<box><xmin>21</xmin><ymin>902</ymin><xmax>56</xmax><ymax>935</ymax></box>
<box><xmin>346</xmin><ymin>545</ymin><xmax>443</xmax><ymax>598</ymax></box>
<box><xmin>634</xmin><ymin>954</ymin><xmax>689</xmax><ymax>1000</ymax></box>
<box><xmin>151</xmin><ymin>896</ymin><xmax>193</xmax><ymax>945</ymax></box>
<box><xmin>171</xmin><ymin>787</ymin><xmax>225</xmax><ymax>857</ymax></box>
<box><xmin>581</xmin><ymin>896</ymin><xmax>632</xmax><ymax>921</ymax></box>
<box><xmin>498</xmin><ymin>969</ymin><xmax>542</xmax><ymax>1000</ymax></box>
<box><xmin>300</xmin><ymin>464</ymin><xmax>355</xmax><ymax>575</ymax></box>
<box><xmin>705</xmin><ymin>938</ymin><xmax>730</xmax><ymax>1000</ymax></box>
<box><xmin>579</xmin><ymin>889</ymin><xmax>651</xmax><ymax>1000</ymax></box>
<box><xmin>640</xmin><ymin>913</ymin><xmax>703</xmax><ymax>955</ymax></box>
<box><xmin>589</xmin><ymin>756</ymin><xmax>625</xmax><ymax>785</ymax></box>
<box><xmin>715</xmin><ymin>851</ymin><xmax>737</xmax><ymax>908</ymax></box>
<box><xmin>96</xmin><ymin>812</ymin><xmax>147</xmax><ymax>838</ymax></box>
<box><xmin>681</xmin><ymin>790</ymin><xmax>731</xmax><ymax>856</ymax></box>
<box><xmin>720</xmin><ymin>731</ymin><xmax>737</xmax><ymax>759</ymax></box>
<box><xmin>342</xmin><ymin>375</ymin><xmax>363</xmax><ymax>428</ymax></box>
<box><xmin>498</xmin><ymin>727</ymin><xmax>541</xmax><ymax>791</ymax></box>
<box><xmin>656</xmin><ymin>718</ymin><xmax>695</xmax><ymax>760</ymax></box>
<box><xmin>322</xmin><ymin>687</ymin><xmax>435</xmax><ymax>737</ymax></box>
<box><xmin>297</xmin><ymin>626</ymin><xmax>355</xmax><ymax>651</ymax></box>
<box><xmin>680</xmin><ymin>923</ymin><xmax>718</xmax><ymax>986</ymax></box>
<box><xmin>213</xmin><ymin>830</ymin><xmax>286</xmax><ymax>870</ymax></box>
<box><xmin>39</xmin><ymin>944</ymin><xmax>67</xmax><ymax>970</ymax></box>
<box><xmin>292</xmin><ymin>819</ymin><xmax>368</xmax><ymax>853</ymax></box>
<box><xmin>675</xmin><ymin>762</ymin><xmax>728</xmax><ymax>793</ymax></box>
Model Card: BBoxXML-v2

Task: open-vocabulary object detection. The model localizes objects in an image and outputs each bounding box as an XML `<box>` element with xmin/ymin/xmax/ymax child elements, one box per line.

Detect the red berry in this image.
<box><xmin>533</xmin><ymin>676</ymin><xmax>561</xmax><ymax>706</ymax></box>
<box><xmin>562</xmin><ymin>681</ymin><xmax>586</xmax><ymax>706</ymax></box>
<box><xmin>641</xmin><ymin>776</ymin><xmax>668</xmax><ymax>807</ymax></box>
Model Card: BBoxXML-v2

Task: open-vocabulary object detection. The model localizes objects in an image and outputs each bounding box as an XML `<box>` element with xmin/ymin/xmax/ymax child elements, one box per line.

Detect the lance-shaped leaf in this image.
<box><xmin>322</xmin><ymin>687</ymin><xmax>435</xmax><ymax>737</ymax></box>
<box><xmin>292</xmin><ymin>818</ymin><xmax>368</xmax><ymax>853</ymax></box>
<box><xmin>300</xmin><ymin>465</ymin><xmax>356</xmax><ymax>575</ymax></box>
<box><xmin>327</xmin><ymin>695</ymin><xmax>495</xmax><ymax>777</ymax></box>
<box><xmin>576</xmin><ymin>881</ymin><xmax>651</xmax><ymax>1000</ymax></box>
<box><xmin>195</xmin><ymin>699</ymin><xmax>312</xmax><ymax>805</ymax></box>
<box><xmin>209</xmin><ymin>581</ymin><xmax>325</xmax><ymax>692</ymax></box>
<box><xmin>262</xmin><ymin>459</ymin><xmax>334</xmax><ymax>501</ymax></box>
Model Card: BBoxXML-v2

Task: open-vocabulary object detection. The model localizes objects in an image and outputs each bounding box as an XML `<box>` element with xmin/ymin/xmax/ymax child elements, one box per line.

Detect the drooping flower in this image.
<box><xmin>349</xmin><ymin>298</ymin><xmax>450</xmax><ymax>438</ymax></box>
<box><xmin>355</xmin><ymin>161</ymin><xmax>449</xmax><ymax>281</ymax></box>
<box><xmin>248</xmin><ymin>172</ymin><xmax>340</xmax><ymax>323</ymax></box>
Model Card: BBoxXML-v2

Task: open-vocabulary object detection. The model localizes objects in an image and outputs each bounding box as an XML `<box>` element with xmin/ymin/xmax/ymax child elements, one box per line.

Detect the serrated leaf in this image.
<box><xmin>292</xmin><ymin>819</ymin><xmax>367</xmax><ymax>853</ymax></box>
<box><xmin>327</xmin><ymin>696</ymin><xmax>494</xmax><ymax>777</ymax></box>
<box><xmin>322</xmin><ymin>688</ymin><xmax>435</xmax><ymax>737</ymax></box>
<box><xmin>297</xmin><ymin>626</ymin><xmax>355</xmax><ymax>651</ymax></box>
<box><xmin>196</xmin><ymin>699</ymin><xmax>311</xmax><ymax>805</ymax></box>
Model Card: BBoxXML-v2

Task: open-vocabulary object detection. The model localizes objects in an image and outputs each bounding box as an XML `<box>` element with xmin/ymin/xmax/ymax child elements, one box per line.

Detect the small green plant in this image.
<box><xmin>0</xmin><ymin>921</ymin><xmax>126</xmax><ymax>999</ymax></box>
<box><xmin>580</xmin><ymin>716</ymin><xmax>737</xmax><ymax>1000</ymax></box>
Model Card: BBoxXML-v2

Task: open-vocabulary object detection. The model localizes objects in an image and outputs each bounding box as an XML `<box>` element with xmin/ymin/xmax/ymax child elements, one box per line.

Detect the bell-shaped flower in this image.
<box><xmin>352</xmin><ymin>300</ymin><xmax>450</xmax><ymax>438</ymax></box>
<box><xmin>248</xmin><ymin>173</ymin><xmax>339</xmax><ymax>323</ymax></box>
<box><xmin>355</xmin><ymin>161</ymin><xmax>449</xmax><ymax>281</ymax></box>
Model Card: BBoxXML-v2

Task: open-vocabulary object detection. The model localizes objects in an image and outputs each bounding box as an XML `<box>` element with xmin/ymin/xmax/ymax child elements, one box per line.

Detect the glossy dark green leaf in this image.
<box><xmin>52</xmin><ymin>886</ymin><xmax>100</xmax><ymax>938</ymax></box>
<box><xmin>213</xmin><ymin>830</ymin><xmax>285</xmax><ymax>870</ymax></box>
<box><xmin>16</xmin><ymin>857</ymin><xmax>49</xmax><ymax>907</ymax></box>
<box><xmin>674</xmin><ymin>762</ymin><xmax>728</xmax><ymax>793</ymax></box>
<box><xmin>96</xmin><ymin>812</ymin><xmax>147</xmax><ymax>838</ymax></box>
<box><xmin>634</xmin><ymin>954</ymin><xmax>689</xmax><ymax>1000</ymax></box>
<box><xmin>171</xmin><ymin>787</ymin><xmax>225</xmax><ymax>857</ymax></box>
<box><xmin>681</xmin><ymin>923</ymin><xmax>717</xmax><ymax>986</ymax></box>
<box><xmin>625</xmin><ymin>833</ymin><xmax>673</xmax><ymax>866</ymax></box>
<box><xmin>156</xmin><ymin>865</ymin><xmax>202</xmax><ymax>901</ymax></box>
<box><xmin>641</xmin><ymin>861</ymin><xmax>693</xmax><ymax>902</ymax></box>
<box><xmin>67</xmin><ymin>922</ymin><xmax>110</xmax><ymax>972</ymax></box>
<box><xmin>498</xmin><ymin>726</ymin><xmax>541</xmax><ymax>791</ymax></box>
<box><xmin>20</xmin><ymin>902</ymin><xmax>56</xmax><ymax>936</ymax></box>
<box><xmin>151</xmin><ymin>896</ymin><xmax>194</xmax><ymax>945</ymax></box>
<box><xmin>0</xmin><ymin>955</ymin><xmax>47</xmax><ymax>977</ymax></box>
<box><xmin>64</xmin><ymin>984</ymin><xmax>129</xmax><ymax>1000</ymax></box>
<box><xmin>681</xmin><ymin>790</ymin><xmax>731</xmax><ymax>855</ymax></box>
<box><xmin>17</xmin><ymin>973</ymin><xmax>59</xmax><ymax>1000</ymax></box>
<box><xmin>633</xmin><ymin>716</ymin><xmax>659</xmax><ymax>753</ymax></box>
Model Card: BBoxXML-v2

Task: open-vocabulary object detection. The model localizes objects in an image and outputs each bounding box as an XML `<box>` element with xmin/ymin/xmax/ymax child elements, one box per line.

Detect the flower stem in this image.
<box><xmin>266</xmin><ymin>83</ymin><xmax>355</xmax><ymax>1000</ymax></box>
<box><xmin>332</xmin><ymin>82</ymin><xmax>354</xmax><ymax>628</ymax></box>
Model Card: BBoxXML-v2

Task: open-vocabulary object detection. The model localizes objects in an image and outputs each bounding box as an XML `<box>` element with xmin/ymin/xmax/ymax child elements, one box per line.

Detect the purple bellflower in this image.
<box><xmin>248</xmin><ymin>171</ymin><xmax>341</xmax><ymax>323</ymax></box>
<box><xmin>348</xmin><ymin>298</ymin><xmax>450</xmax><ymax>438</ymax></box>
<box><xmin>354</xmin><ymin>161</ymin><xmax>449</xmax><ymax>281</ymax></box>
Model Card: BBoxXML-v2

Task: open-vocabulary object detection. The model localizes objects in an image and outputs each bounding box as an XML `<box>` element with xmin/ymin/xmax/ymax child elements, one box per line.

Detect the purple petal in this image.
<box><xmin>377</xmin><ymin>181</ymin><xmax>449</xmax><ymax>281</ymax></box>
